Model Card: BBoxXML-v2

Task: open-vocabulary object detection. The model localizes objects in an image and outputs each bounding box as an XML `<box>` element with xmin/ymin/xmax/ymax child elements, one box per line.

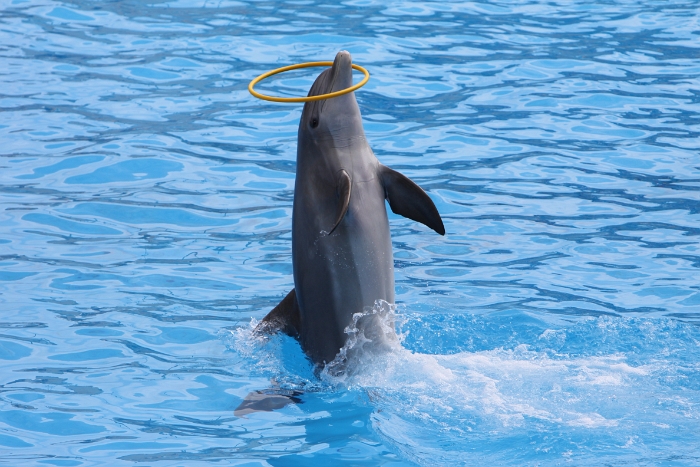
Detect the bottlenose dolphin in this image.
<box><xmin>256</xmin><ymin>50</ymin><xmax>444</xmax><ymax>367</ymax></box>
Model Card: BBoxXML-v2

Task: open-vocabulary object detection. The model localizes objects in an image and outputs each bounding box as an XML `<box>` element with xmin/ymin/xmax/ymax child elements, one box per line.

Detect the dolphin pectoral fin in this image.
<box><xmin>380</xmin><ymin>165</ymin><xmax>445</xmax><ymax>235</ymax></box>
<box><xmin>328</xmin><ymin>169</ymin><xmax>352</xmax><ymax>235</ymax></box>
<box><xmin>254</xmin><ymin>289</ymin><xmax>301</xmax><ymax>338</ymax></box>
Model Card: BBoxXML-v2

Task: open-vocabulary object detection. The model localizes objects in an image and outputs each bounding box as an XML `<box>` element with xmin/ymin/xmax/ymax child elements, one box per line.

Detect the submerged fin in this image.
<box><xmin>254</xmin><ymin>289</ymin><xmax>301</xmax><ymax>337</ymax></box>
<box><xmin>328</xmin><ymin>169</ymin><xmax>352</xmax><ymax>235</ymax></box>
<box><xmin>234</xmin><ymin>388</ymin><xmax>303</xmax><ymax>417</ymax></box>
<box><xmin>380</xmin><ymin>164</ymin><xmax>445</xmax><ymax>235</ymax></box>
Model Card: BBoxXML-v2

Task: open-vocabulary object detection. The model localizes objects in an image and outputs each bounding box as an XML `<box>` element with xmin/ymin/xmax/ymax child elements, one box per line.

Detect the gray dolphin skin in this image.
<box><xmin>256</xmin><ymin>50</ymin><xmax>445</xmax><ymax>367</ymax></box>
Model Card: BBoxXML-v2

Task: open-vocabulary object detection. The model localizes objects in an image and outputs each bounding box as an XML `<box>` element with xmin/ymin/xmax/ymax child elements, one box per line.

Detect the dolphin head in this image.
<box><xmin>298</xmin><ymin>51</ymin><xmax>365</xmax><ymax>154</ymax></box>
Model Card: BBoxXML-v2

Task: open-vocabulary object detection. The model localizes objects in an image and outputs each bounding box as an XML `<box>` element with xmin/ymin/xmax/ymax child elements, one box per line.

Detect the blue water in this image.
<box><xmin>1</xmin><ymin>0</ymin><xmax>699</xmax><ymax>465</ymax></box>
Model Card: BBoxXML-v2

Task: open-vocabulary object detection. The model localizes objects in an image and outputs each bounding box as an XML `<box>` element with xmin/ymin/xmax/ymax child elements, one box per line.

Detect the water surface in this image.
<box><xmin>1</xmin><ymin>0</ymin><xmax>699</xmax><ymax>465</ymax></box>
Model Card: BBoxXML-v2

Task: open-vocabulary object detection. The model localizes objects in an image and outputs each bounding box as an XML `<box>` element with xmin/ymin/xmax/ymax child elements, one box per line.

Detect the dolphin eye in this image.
<box><xmin>310</xmin><ymin>117</ymin><xmax>319</xmax><ymax>128</ymax></box>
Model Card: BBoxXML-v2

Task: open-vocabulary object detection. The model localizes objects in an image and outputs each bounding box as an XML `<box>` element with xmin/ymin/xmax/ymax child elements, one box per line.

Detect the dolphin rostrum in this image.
<box><xmin>256</xmin><ymin>50</ymin><xmax>445</xmax><ymax>367</ymax></box>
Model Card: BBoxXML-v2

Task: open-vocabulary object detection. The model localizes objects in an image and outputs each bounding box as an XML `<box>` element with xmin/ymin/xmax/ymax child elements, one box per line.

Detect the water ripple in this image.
<box><xmin>1</xmin><ymin>0</ymin><xmax>699</xmax><ymax>465</ymax></box>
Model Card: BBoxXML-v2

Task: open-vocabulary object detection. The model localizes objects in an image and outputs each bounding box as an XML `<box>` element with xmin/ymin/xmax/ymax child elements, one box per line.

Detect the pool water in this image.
<box><xmin>1</xmin><ymin>0</ymin><xmax>699</xmax><ymax>465</ymax></box>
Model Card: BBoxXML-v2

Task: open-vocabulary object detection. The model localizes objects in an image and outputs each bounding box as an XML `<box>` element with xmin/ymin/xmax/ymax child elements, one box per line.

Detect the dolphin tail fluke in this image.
<box><xmin>380</xmin><ymin>165</ymin><xmax>445</xmax><ymax>235</ymax></box>
<box><xmin>255</xmin><ymin>289</ymin><xmax>301</xmax><ymax>337</ymax></box>
<box><xmin>234</xmin><ymin>388</ymin><xmax>303</xmax><ymax>417</ymax></box>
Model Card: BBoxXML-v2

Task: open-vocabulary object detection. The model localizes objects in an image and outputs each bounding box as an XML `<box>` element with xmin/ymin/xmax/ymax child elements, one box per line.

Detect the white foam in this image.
<box><xmin>314</xmin><ymin>303</ymin><xmax>658</xmax><ymax>438</ymax></box>
<box><xmin>226</xmin><ymin>305</ymin><xmax>694</xmax><ymax>466</ymax></box>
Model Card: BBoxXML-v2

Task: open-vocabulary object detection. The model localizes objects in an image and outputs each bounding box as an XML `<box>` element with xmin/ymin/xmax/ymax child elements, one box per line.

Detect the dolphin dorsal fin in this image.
<box><xmin>380</xmin><ymin>165</ymin><xmax>445</xmax><ymax>235</ymax></box>
<box><xmin>328</xmin><ymin>169</ymin><xmax>352</xmax><ymax>235</ymax></box>
<box><xmin>255</xmin><ymin>289</ymin><xmax>301</xmax><ymax>337</ymax></box>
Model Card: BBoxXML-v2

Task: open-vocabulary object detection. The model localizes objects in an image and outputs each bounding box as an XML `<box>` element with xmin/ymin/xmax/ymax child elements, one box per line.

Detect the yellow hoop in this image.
<box><xmin>248</xmin><ymin>61</ymin><xmax>370</xmax><ymax>103</ymax></box>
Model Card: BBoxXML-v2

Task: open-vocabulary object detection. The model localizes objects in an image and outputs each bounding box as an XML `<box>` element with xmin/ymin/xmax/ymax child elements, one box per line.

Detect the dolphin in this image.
<box><xmin>256</xmin><ymin>50</ymin><xmax>444</xmax><ymax>367</ymax></box>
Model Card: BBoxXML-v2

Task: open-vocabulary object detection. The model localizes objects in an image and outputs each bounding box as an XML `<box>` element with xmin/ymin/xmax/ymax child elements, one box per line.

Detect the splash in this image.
<box><xmin>317</xmin><ymin>312</ymin><xmax>699</xmax><ymax>466</ymax></box>
<box><xmin>321</xmin><ymin>300</ymin><xmax>405</xmax><ymax>381</ymax></box>
<box><xmin>226</xmin><ymin>309</ymin><xmax>700</xmax><ymax>466</ymax></box>
<box><xmin>223</xmin><ymin>319</ymin><xmax>325</xmax><ymax>393</ymax></box>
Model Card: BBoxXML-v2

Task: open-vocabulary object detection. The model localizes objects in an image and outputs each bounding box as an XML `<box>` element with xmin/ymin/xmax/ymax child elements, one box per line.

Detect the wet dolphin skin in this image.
<box><xmin>256</xmin><ymin>51</ymin><xmax>445</xmax><ymax>366</ymax></box>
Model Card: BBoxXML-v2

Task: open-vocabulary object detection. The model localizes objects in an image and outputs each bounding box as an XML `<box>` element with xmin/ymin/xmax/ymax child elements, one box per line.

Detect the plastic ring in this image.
<box><xmin>248</xmin><ymin>61</ymin><xmax>370</xmax><ymax>103</ymax></box>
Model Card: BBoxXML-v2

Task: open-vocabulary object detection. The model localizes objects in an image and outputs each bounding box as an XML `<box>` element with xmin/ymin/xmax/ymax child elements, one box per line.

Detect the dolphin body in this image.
<box><xmin>257</xmin><ymin>51</ymin><xmax>445</xmax><ymax>367</ymax></box>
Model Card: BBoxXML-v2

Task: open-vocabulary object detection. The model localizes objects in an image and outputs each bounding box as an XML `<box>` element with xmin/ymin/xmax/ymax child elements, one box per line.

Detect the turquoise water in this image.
<box><xmin>2</xmin><ymin>0</ymin><xmax>700</xmax><ymax>465</ymax></box>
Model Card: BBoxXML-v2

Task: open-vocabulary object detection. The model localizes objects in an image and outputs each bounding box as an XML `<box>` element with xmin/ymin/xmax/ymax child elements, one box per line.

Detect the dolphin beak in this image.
<box><xmin>329</xmin><ymin>50</ymin><xmax>353</xmax><ymax>94</ymax></box>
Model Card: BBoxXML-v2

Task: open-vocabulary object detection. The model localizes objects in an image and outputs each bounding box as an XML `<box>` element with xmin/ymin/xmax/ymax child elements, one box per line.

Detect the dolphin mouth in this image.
<box><xmin>306</xmin><ymin>51</ymin><xmax>353</xmax><ymax>99</ymax></box>
<box><xmin>327</xmin><ymin>50</ymin><xmax>353</xmax><ymax>95</ymax></box>
<box><xmin>303</xmin><ymin>50</ymin><xmax>355</xmax><ymax>123</ymax></box>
